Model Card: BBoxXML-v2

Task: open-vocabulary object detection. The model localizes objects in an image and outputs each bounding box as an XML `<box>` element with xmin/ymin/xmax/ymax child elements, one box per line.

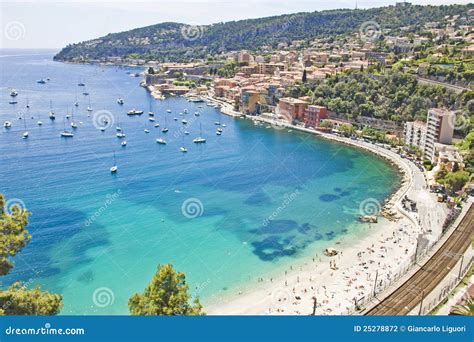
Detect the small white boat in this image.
<box><xmin>117</xmin><ymin>98</ymin><xmax>124</xmax><ymax>105</ymax></box>
<box><xmin>182</xmin><ymin>120</ymin><xmax>188</xmax><ymax>124</ymax></box>
<box><xmin>183</xmin><ymin>109</ymin><xmax>188</xmax><ymax>113</ymax></box>
<box><xmin>110</xmin><ymin>153</ymin><xmax>118</xmax><ymax>173</ymax></box>
<box><xmin>100</xmin><ymin>127</ymin><xmax>106</xmax><ymax>132</ymax></box>
<box><xmin>87</xmin><ymin>107</ymin><xmax>93</xmax><ymax>112</ymax></box>
<box><xmin>60</xmin><ymin>131</ymin><xmax>74</xmax><ymax>137</ymax></box>
<box><xmin>156</xmin><ymin>138</ymin><xmax>167</xmax><ymax>145</ymax></box>
<box><xmin>49</xmin><ymin>112</ymin><xmax>55</xmax><ymax>120</ymax></box>
<box><xmin>161</xmin><ymin>128</ymin><xmax>168</xmax><ymax>133</ymax></box>
<box><xmin>222</xmin><ymin>124</ymin><xmax>227</xmax><ymax>127</ymax></box>
<box><xmin>184</xmin><ymin>131</ymin><xmax>190</xmax><ymax>135</ymax></box>
<box><xmin>216</xmin><ymin>131</ymin><xmax>222</xmax><ymax>135</ymax></box>
<box><xmin>116</xmin><ymin>132</ymin><xmax>126</xmax><ymax>138</ymax></box>
<box><xmin>173</xmin><ymin>117</ymin><xmax>178</xmax><ymax>121</ymax></box>
<box><xmin>148</xmin><ymin>112</ymin><xmax>154</xmax><ymax>116</ymax></box>
<box><xmin>37</xmin><ymin>120</ymin><xmax>43</xmax><ymax>126</ymax></box>
<box><xmin>166</xmin><ymin>109</ymin><xmax>171</xmax><ymax>113</ymax></box>
<box><xmin>193</xmin><ymin>137</ymin><xmax>206</xmax><ymax>143</ymax></box>
<box><xmin>144</xmin><ymin>129</ymin><xmax>150</xmax><ymax>133</ymax></box>
<box><xmin>37</xmin><ymin>79</ymin><xmax>46</xmax><ymax>84</ymax></box>
<box><xmin>154</xmin><ymin>123</ymin><xmax>160</xmax><ymax>128</ymax></box>
<box><xmin>3</xmin><ymin>121</ymin><xmax>12</xmax><ymax>128</ymax></box>
<box><xmin>149</xmin><ymin>117</ymin><xmax>155</xmax><ymax>122</ymax></box>
<box><xmin>127</xmin><ymin>109</ymin><xmax>143</xmax><ymax>115</ymax></box>
<box><xmin>194</xmin><ymin>112</ymin><xmax>200</xmax><ymax>116</ymax></box>
<box><xmin>116</xmin><ymin>126</ymin><xmax>122</xmax><ymax>131</ymax></box>
<box><xmin>71</xmin><ymin>122</ymin><xmax>78</xmax><ymax>129</ymax></box>
<box><xmin>22</xmin><ymin>132</ymin><xmax>29</xmax><ymax>139</ymax></box>
<box><xmin>121</xmin><ymin>141</ymin><xmax>127</xmax><ymax>147</ymax></box>
<box><xmin>180</xmin><ymin>147</ymin><xmax>188</xmax><ymax>153</ymax></box>
<box><xmin>10</xmin><ymin>89</ymin><xmax>18</xmax><ymax>97</ymax></box>
<box><xmin>214</xmin><ymin>122</ymin><xmax>220</xmax><ymax>125</ymax></box>
<box><xmin>66</xmin><ymin>115</ymin><xmax>71</xmax><ymax>119</ymax></box>
<box><xmin>217</xmin><ymin>128</ymin><xmax>223</xmax><ymax>132</ymax></box>
<box><xmin>9</xmin><ymin>100</ymin><xmax>17</xmax><ymax>105</ymax></box>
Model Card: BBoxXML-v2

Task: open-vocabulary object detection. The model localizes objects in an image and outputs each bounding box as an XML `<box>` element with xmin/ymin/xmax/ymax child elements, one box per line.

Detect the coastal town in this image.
<box><xmin>1</xmin><ymin>0</ymin><xmax>473</xmax><ymax>326</ymax></box>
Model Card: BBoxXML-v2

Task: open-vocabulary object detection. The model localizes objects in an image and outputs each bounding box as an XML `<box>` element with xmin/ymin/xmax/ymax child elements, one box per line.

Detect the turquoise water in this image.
<box><xmin>0</xmin><ymin>50</ymin><xmax>400</xmax><ymax>314</ymax></box>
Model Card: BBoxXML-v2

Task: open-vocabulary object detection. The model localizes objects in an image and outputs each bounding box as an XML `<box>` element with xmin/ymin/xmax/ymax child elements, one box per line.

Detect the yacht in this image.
<box><xmin>37</xmin><ymin>79</ymin><xmax>46</xmax><ymax>84</ymax></box>
<box><xmin>74</xmin><ymin>94</ymin><xmax>79</xmax><ymax>107</ymax></box>
<box><xmin>3</xmin><ymin>121</ymin><xmax>12</xmax><ymax>128</ymax></box>
<box><xmin>127</xmin><ymin>109</ymin><xmax>143</xmax><ymax>115</ymax></box>
<box><xmin>154</xmin><ymin>123</ymin><xmax>160</xmax><ymax>128</ymax></box>
<box><xmin>148</xmin><ymin>112</ymin><xmax>155</xmax><ymax>116</ymax></box>
<box><xmin>117</xmin><ymin>98</ymin><xmax>124</xmax><ymax>105</ymax></box>
<box><xmin>60</xmin><ymin>119</ymin><xmax>74</xmax><ymax>137</ymax></box>
<box><xmin>216</xmin><ymin>131</ymin><xmax>222</xmax><ymax>136</ymax></box>
<box><xmin>214</xmin><ymin>121</ymin><xmax>220</xmax><ymax>125</ymax></box>
<box><xmin>82</xmin><ymin>90</ymin><xmax>89</xmax><ymax>96</ymax></box>
<box><xmin>22</xmin><ymin>118</ymin><xmax>28</xmax><ymax>139</ymax></box>
<box><xmin>180</xmin><ymin>147</ymin><xmax>188</xmax><ymax>153</ymax></box>
<box><xmin>144</xmin><ymin>129</ymin><xmax>150</xmax><ymax>133</ymax></box>
<box><xmin>166</xmin><ymin>109</ymin><xmax>171</xmax><ymax>113</ymax></box>
<box><xmin>194</xmin><ymin>112</ymin><xmax>200</xmax><ymax>117</ymax></box>
<box><xmin>121</xmin><ymin>141</ymin><xmax>127</xmax><ymax>147</ymax></box>
<box><xmin>222</xmin><ymin>124</ymin><xmax>227</xmax><ymax>127</ymax></box>
<box><xmin>149</xmin><ymin>117</ymin><xmax>155</xmax><ymax>122</ymax></box>
<box><xmin>116</xmin><ymin>132</ymin><xmax>126</xmax><ymax>138</ymax></box>
<box><xmin>161</xmin><ymin>127</ymin><xmax>168</xmax><ymax>133</ymax></box>
<box><xmin>100</xmin><ymin>127</ymin><xmax>106</xmax><ymax>132</ymax></box>
<box><xmin>183</xmin><ymin>109</ymin><xmax>188</xmax><ymax>113</ymax></box>
<box><xmin>193</xmin><ymin>123</ymin><xmax>206</xmax><ymax>143</ymax></box>
<box><xmin>110</xmin><ymin>153</ymin><xmax>118</xmax><ymax>173</ymax></box>
<box><xmin>184</xmin><ymin>131</ymin><xmax>190</xmax><ymax>135</ymax></box>
<box><xmin>37</xmin><ymin>117</ymin><xmax>43</xmax><ymax>126</ymax></box>
<box><xmin>156</xmin><ymin>138</ymin><xmax>167</xmax><ymax>145</ymax></box>
<box><xmin>9</xmin><ymin>100</ymin><xmax>17</xmax><ymax>105</ymax></box>
<box><xmin>217</xmin><ymin>128</ymin><xmax>223</xmax><ymax>132</ymax></box>
<box><xmin>193</xmin><ymin>137</ymin><xmax>206</xmax><ymax>143</ymax></box>
<box><xmin>60</xmin><ymin>131</ymin><xmax>74</xmax><ymax>137</ymax></box>
<box><xmin>49</xmin><ymin>112</ymin><xmax>56</xmax><ymax>120</ymax></box>
<box><xmin>9</xmin><ymin>89</ymin><xmax>18</xmax><ymax>97</ymax></box>
<box><xmin>87</xmin><ymin>106</ymin><xmax>93</xmax><ymax>112</ymax></box>
<box><xmin>77</xmin><ymin>81</ymin><xmax>85</xmax><ymax>87</ymax></box>
<box><xmin>174</xmin><ymin>117</ymin><xmax>178</xmax><ymax>121</ymax></box>
<box><xmin>182</xmin><ymin>119</ymin><xmax>188</xmax><ymax>124</ymax></box>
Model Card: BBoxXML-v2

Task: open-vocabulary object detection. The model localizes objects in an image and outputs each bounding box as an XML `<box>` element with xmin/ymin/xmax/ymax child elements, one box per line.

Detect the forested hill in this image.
<box><xmin>54</xmin><ymin>4</ymin><xmax>472</xmax><ymax>62</ymax></box>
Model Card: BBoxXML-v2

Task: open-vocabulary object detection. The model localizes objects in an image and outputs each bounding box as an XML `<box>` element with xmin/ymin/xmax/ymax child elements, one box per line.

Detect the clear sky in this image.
<box><xmin>1</xmin><ymin>0</ymin><xmax>471</xmax><ymax>49</ymax></box>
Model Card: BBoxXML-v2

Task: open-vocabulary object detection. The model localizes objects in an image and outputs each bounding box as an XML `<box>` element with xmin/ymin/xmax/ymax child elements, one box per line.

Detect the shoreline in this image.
<box><xmin>203</xmin><ymin>96</ymin><xmax>447</xmax><ymax>315</ymax></box>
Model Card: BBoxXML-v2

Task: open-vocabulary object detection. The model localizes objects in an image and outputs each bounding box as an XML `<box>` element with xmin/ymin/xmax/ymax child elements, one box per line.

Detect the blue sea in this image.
<box><xmin>0</xmin><ymin>49</ymin><xmax>400</xmax><ymax>314</ymax></box>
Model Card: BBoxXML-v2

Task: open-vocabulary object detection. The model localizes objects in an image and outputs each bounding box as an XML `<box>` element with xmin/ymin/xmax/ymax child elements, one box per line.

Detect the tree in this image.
<box><xmin>302</xmin><ymin>69</ymin><xmax>307</xmax><ymax>83</ymax></box>
<box><xmin>450</xmin><ymin>297</ymin><xmax>474</xmax><ymax>316</ymax></box>
<box><xmin>147</xmin><ymin>67</ymin><xmax>155</xmax><ymax>75</ymax></box>
<box><xmin>129</xmin><ymin>264</ymin><xmax>203</xmax><ymax>316</ymax></box>
<box><xmin>0</xmin><ymin>194</ymin><xmax>63</xmax><ymax>315</ymax></box>
<box><xmin>443</xmin><ymin>171</ymin><xmax>470</xmax><ymax>194</ymax></box>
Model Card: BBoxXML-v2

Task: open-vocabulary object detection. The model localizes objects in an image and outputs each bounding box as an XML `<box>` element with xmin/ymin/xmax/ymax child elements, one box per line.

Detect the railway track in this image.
<box><xmin>366</xmin><ymin>205</ymin><xmax>474</xmax><ymax>315</ymax></box>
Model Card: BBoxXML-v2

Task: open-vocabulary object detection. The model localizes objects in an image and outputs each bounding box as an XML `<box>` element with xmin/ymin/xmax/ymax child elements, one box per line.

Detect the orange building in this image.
<box><xmin>304</xmin><ymin>105</ymin><xmax>328</xmax><ymax>128</ymax></box>
<box><xmin>276</xmin><ymin>97</ymin><xmax>308</xmax><ymax>122</ymax></box>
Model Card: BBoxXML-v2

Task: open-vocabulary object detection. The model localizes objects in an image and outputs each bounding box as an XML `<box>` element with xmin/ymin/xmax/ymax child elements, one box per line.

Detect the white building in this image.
<box><xmin>425</xmin><ymin>108</ymin><xmax>455</xmax><ymax>161</ymax></box>
<box><xmin>404</xmin><ymin>108</ymin><xmax>455</xmax><ymax>162</ymax></box>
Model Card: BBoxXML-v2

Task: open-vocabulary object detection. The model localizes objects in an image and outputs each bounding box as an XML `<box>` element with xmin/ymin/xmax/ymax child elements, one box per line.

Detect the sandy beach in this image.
<box><xmin>205</xmin><ymin>106</ymin><xmax>449</xmax><ymax>315</ymax></box>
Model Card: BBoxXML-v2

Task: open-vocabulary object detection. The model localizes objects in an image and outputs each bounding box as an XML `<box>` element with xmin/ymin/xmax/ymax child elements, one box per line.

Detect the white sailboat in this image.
<box><xmin>49</xmin><ymin>100</ymin><xmax>56</xmax><ymax>120</ymax></box>
<box><xmin>71</xmin><ymin>108</ymin><xmax>78</xmax><ymax>129</ymax></box>
<box><xmin>3</xmin><ymin>121</ymin><xmax>12</xmax><ymax>128</ymax></box>
<box><xmin>60</xmin><ymin>118</ymin><xmax>74</xmax><ymax>137</ymax></box>
<box><xmin>161</xmin><ymin>112</ymin><xmax>168</xmax><ymax>133</ymax></box>
<box><xmin>193</xmin><ymin>123</ymin><xmax>206</xmax><ymax>143</ymax></box>
<box><xmin>22</xmin><ymin>118</ymin><xmax>28</xmax><ymax>139</ymax></box>
<box><xmin>110</xmin><ymin>152</ymin><xmax>118</xmax><ymax>173</ymax></box>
